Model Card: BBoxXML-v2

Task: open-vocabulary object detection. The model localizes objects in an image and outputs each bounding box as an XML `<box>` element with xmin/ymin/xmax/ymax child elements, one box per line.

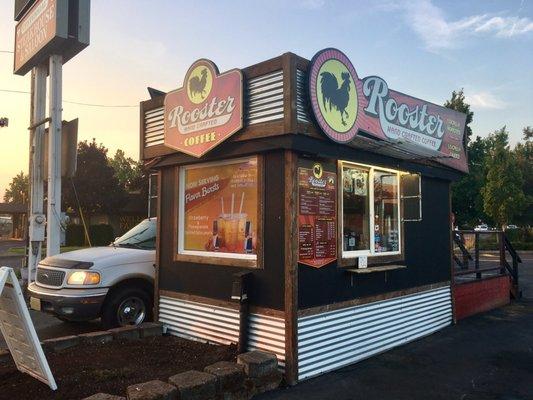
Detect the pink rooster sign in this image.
<box><xmin>308</xmin><ymin>48</ymin><xmax>468</xmax><ymax>173</ymax></box>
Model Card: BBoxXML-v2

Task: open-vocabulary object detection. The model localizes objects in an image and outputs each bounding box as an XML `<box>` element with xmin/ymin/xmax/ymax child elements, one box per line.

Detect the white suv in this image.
<box><xmin>28</xmin><ymin>218</ymin><xmax>156</xmax><ymax>328</ymax></box>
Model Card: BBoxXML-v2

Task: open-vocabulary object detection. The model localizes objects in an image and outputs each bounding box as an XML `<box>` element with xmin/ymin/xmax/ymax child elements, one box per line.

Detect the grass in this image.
<box><xmin>5</xmin><ymin>246</ymin><xmax>87</xmax><ymax>256</ymax></box>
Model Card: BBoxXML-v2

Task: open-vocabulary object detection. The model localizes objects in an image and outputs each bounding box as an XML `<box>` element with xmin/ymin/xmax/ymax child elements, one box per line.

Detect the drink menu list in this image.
<box><xmin>298</xmin><ymin>165</ymin><xmax>337</xmax><ymax>268</ymax></box>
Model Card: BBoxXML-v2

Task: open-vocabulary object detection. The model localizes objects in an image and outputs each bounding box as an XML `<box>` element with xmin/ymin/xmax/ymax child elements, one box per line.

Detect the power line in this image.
<box><xmin>0</xmin><ymin>88</ymin><xmax>137</xmax><ymax>108</ymax></box>
<box><xmin>0</xmin><ymin>50</ymin><xmax>14</xmax><ymax>54</ymax></box>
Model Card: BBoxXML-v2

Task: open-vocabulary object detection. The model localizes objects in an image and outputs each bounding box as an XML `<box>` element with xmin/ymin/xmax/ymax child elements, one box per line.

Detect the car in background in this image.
<box><xmin>28</xmin><ymin>218</ymin><xmax>156</xmax><ymax>328</ymax></box>
<box><xmin>506</xmin><ymin>224</ymin><xmax>518</xmax><ymax>230</ymax></box>
<box><xmin>474</xmin><ymin>224</ymin><xmax>489</xmax><ymax>231</ymax></box>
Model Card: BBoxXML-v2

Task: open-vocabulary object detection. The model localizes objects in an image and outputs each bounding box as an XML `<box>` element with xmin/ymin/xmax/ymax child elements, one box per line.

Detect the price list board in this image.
<box><xmin>297</xmin><ymin>165</ymin><xmax>337</xmax><ymax>268</ymax></box>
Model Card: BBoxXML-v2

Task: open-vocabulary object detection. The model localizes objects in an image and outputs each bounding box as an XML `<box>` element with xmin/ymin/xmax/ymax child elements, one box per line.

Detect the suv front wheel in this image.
<box><xmin>101</xmin><ymin>286</ymin><xmax>153</xmax><ymax>329</ymax></box>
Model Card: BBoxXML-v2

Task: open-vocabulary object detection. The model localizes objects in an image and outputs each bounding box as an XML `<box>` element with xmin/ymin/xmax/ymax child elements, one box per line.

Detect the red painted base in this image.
<box><xmin>453</xmin><ymin>276</ymin><xmax>511</xmax><ymax>320</ymax></box>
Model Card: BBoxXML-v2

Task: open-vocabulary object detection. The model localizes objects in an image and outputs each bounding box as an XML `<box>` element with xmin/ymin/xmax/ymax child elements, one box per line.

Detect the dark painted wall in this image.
<box><xmin>158</xmin><ymin>150</ymin><xmax>287</xmax><ymax>311</ymax></box>
<box><xmin>298</xmin><ymin>174</ymin><xmax>451</xmax><ymax>309</ymax></box>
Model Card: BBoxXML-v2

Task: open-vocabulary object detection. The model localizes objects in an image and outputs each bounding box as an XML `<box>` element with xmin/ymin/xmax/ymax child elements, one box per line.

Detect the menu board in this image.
<box><xmin>182</xmin><ymin>157</ymin><xmax>258</xmax><ymax>255</ymax></box>
<box><xmin>298</xmin><ymin>163</ymin><xmax>337</xmax><ymax>268</ymax></box>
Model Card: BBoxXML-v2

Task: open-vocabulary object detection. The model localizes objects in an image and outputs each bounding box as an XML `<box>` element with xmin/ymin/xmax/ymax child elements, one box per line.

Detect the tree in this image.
<box><xmin>451</xmin><ymin>136</ymin><xmax>489</xmax><ymax>226</ymax></box>
<box><xmin>62</xmin><ymin>139</ymin><xmax>127</xmax><ymax>217</ymax></box>
<box><xmin>514</xmin><ymin>127</ymin><xmax>533</xmax><ymax>225</ymax></box>
<box><xmin>3</xmin><ymin>171</ymin><xmax>28</xmax><ymax>204</ymax></box>
<box><xmin>444</xmin><ymin>89</ymin><xmax>474</xmax><ymax>144</ymax></box>
<box><xmin>445</xmin><ymin>89</ymin><xmax>482</xmax><ymax>226</ymax></box>
<box><xmin>481</xmin><ymin>127</ymin><xmax>526</xmax><ymax>228</ymax></box>
<box><xmin>109</xmin><ymin>149</ymin><xmax>143</xmax><ymax>191</ymax></box>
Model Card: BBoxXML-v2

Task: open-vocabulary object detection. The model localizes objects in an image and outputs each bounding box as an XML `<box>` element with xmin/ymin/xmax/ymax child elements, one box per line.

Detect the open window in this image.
<box><xmin>341</xmin><ymin>162</ymin><xmax>401</xmax><ymax>259</ymax></box>
<box><xmin>400</xmin><ymin>173</ymin><xmax>422</xmax><ymax>222</ymax></box>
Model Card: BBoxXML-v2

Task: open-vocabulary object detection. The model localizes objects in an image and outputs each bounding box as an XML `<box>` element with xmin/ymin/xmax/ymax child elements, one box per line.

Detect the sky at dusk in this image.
<box><xmin>0</xmin><ymin>0</ymin><xmax>532</xmax><ymax>198</ymax></box>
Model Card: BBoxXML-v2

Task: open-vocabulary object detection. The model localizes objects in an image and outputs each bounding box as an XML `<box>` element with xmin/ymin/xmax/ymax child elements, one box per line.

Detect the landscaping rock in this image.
<box><xmin>109</xmin><ymin>325</ymin><xmax>140</xmax><ymax>341</ymax></box>
<box><xmin>246</xmin><ymin>370</ymin><xmax>282</xmax><ymax>395</ymax></box>
<box><xmin>126</xmin><ymin>380</ymin><xmax>177</xmax><ymax>400</ymax></box>
<box><xmin>79</xmin><ymin>331</ymin><xmax>114</xmax><ymax>345</ymax></box>
<box><xmin>41</xmin><ymin>335</ymin><xmax>80</xmax><ymax>352</ymax></box>
<box><xmin>204</xmin><ymin>361</ymin><xmax>245</xmax><ymax>392</ymax></box>
<box><xmin>82</xmin><ymin>393</ymin><xmax>126</xmax><ymax>400</ymax></box>
<box><xmin>138</xmin><ymin>322</ymin><xmax>164</xmax><ymax>338</ymax></box>
<box><xmin>236</xmin><ymin>351</ymin><xmax>277</xmax><ymax>378</ymax></box>
<box><xmin>168</xmin><ymin>370</ymin><xmax>217</xmax><ymax>400</ymax></box>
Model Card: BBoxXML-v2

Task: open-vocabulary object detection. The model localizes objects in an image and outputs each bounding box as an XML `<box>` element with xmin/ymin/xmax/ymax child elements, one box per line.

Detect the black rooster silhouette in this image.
<box><xmin>189</xmin><ymin>68</ymin><xmax>208</xmax><ymax>99</ymax></box>
<box><xmin>320</xmin><ymin>71</ymin><xmax>352</xmax><ymax>126</ymax></box>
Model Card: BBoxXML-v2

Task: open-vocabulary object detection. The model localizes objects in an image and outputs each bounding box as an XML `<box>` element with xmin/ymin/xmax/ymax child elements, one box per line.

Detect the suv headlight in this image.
<box><xmin>67</xmin><ymin>271</ymin><xmax>100</xmax><ymax>285</ymax></box>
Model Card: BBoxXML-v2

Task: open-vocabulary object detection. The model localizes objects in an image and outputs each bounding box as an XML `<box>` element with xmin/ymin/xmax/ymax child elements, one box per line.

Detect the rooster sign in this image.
<box><xmin>309</xmin><ymin>48</ymin><xmax>359</xmax><ymax>143</ymax></box>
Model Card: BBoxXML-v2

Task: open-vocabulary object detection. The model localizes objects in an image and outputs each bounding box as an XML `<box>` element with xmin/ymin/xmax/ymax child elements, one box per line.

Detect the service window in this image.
<box><xmin>177</xmin><ymin>156</ymin><xmax>260</xmax><ymax>266</ymax></box>
<box><xmin>341</xmin><ymin>161</ymin><xmax>403</xmax><ymax>258</ymax></box>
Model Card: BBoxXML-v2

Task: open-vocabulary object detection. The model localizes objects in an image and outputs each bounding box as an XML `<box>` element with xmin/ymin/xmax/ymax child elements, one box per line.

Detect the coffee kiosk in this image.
<box><xmin>139</xmin><ymin>49</ymin><xmax>468</xmax><ymax>384</ymax></box>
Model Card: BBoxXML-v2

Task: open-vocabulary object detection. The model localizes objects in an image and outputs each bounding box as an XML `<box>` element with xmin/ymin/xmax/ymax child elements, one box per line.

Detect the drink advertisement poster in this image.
<box><xmin>298</xmin><ymin>163</ymin><xmax>337</xmax><ymax>268</ymax></box>
<box><xmin>182</xmin><ymin>157</ymin><xmax>257</xmax><ymax>255</ymax></box>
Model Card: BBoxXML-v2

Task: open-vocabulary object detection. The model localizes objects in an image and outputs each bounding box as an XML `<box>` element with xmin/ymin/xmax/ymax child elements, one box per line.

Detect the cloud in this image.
<box><xmin>296</xmin><ymin>0</ymin><xmax>325</xmax><ymax>10</ymax></box>
<box><xmin>382</xmin><ymin>0</ymin><xmax>533</xmax><ymax>51</ymax></box>
<box><xmin>465</xmin><ymin>91</ymin><xmax>507</xmax><ymax>110</ymax></box>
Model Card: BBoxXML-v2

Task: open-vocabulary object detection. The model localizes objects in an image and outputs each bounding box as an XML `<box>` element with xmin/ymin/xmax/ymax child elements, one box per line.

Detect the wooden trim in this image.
<box><xmin>249</xmin><ymin>305</ymin><xmax>285</xmax><ymax>319</ymax></box>
<box><xmin>449</xmin><ymin>182</ymin><xmax>457</xmax><ymax>323</ymax></box>
<box><xmin>345</xmin><ymin>264</ymin><xmax>406</xmax><ymax>274</ymax></box>
<box><xmin>283</xmin><ymin>150</ymin><xmax>299</xmax><ymax>385</ymax></box>
<box><xmin>158</xmin><ymin>289</ymin><xmax>285</xmax><ymax>317</ymax></box>
<box><xmin>153</xmin><ymin>170</ymin><xmax>162</xmax><ymax>320</ymax></box>
<box><xmin>174</xmin><ymin>253</ymin><xmax>258</xmax><ymax>268</ymax></box>
<box><xmin>159</xmin><ymin>289</ymin><xmax>240</xmax><ymax>310</ymax></box>
<box><xmin>282</xmin><ymin>53</ymin><xmax>296</xmax><ymax>134</ymax></box>
<box><xmin>297</xmin><ymin>281</ymin><xmax>451</xmax><ymax>318</ymax></box>
<box><xmin>173</xmin><ymin>155</ymin><xmax>264</xmax><ymax>270</ymax></box>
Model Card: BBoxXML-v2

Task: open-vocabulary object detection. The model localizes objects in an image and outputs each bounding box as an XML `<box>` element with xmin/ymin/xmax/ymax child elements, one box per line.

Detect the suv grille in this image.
<box><xmin>36</xmin><ymin>268</ymin><xmax>65</xmax><ymax>287</ymax></box>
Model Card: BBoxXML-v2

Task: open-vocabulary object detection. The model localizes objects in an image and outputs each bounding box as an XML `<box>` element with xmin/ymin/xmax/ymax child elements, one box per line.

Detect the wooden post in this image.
<box><xmin>474</xmin><ymin>232</ymin><xmax>480</xmax><ymax>279</ymax></box>
<box><xmin>284</xmin><ymin>150</ymin><xmax>298</xmax><ymax>385</ymax></box>
<box><xmin>498</xmin><ymin>232</ymin><xmax>505</xmax><ymax>275</ymax></box>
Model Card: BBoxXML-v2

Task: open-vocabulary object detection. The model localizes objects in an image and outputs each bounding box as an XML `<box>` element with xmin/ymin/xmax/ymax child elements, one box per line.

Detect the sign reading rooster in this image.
<box><xmin>308</xmin><ymin>48</ymin><xmax>469</xmax><ymax>173</ymax></box>
<box><xmin>164</xmin><ymin>59</ymin><xmax>243</xmax><ymax>158</ymax></box>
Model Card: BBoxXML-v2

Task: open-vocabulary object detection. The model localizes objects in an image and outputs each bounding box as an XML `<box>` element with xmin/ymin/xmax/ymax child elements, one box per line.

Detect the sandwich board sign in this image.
<box><xmin>0</xmin><ymin>267</ymin><xmax>57</xmax><ymax>390</ymax></box>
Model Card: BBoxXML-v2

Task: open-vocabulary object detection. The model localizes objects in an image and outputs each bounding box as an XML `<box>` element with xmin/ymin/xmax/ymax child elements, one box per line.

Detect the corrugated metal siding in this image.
<box><xmin>248</xmin><ymin>313</ymin><xmax>286</xmax><ymax>368</ymax></box>
<box><xmin>158</xmin><ymin>296</ymin><xmax>240</xmax><ymax>345</ymax></box>
<box><xmin>245</xmin><ymin>70</ymin><xmax>284</xmax><ymax>125</ymax></box>
<box><xmin>296</xmin><ymin>69</ymin><xmax>310</xmax><ymax>123</ymax></box>
<box><xmin>144</xmin><ymin>107</ymin><xmax>164</xmax><ymax>148</ymax></box>
<box><xmin>143</xmin><ymin>70</ymin><xmax>284</xmax><ymax>149</ymax></box>
<box><xmin>297</xmin><ymin>286</ymin><xmax>452</xmax><ymax>380</ymax></box>
<box><xmin>159</xmin><ymin>296</ymin><xmax>286</xmax><ymax>367</ymax></box>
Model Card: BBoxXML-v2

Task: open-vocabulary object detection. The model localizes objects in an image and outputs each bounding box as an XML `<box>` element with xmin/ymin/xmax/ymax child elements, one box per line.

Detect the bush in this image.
<box><xmin>66</xmin><ymin>224</ymin><xmax>85</xmax><ymax>246</ymax></box>
<box><xmin>88</xmin><ymin>224</ymin><xmax>115</xmax><ymax>246</ymax></box>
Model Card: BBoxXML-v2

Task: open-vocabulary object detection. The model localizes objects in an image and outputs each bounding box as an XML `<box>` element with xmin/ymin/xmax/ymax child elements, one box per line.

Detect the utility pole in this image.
<box><xmin>27</xmin><ymin>63</ymin><xmax>47</xmax><ymax>283</ymax></box>
<box><xmin>47</xmin><ymin>55</ymin><xmax>63</xmax><ymax>257</ymax></box>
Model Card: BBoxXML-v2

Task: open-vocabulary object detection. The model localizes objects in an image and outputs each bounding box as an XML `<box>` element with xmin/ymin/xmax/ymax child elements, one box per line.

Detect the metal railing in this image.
<box><xmin>453</xmin><ymin>230</ymin><xmax>522</xmax><ymax>298</ymax></box>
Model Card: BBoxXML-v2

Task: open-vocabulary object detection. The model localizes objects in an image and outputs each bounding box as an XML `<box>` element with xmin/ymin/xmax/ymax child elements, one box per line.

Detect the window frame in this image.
<box><xmin>175</xmin><ymin>155</ymin><xmax>263</xmax><ymax>269</ymax></box>
<box><xmin>339</xmin><ymin>161</ymin><xmax>403</xmax><ymax>260</ymax></box>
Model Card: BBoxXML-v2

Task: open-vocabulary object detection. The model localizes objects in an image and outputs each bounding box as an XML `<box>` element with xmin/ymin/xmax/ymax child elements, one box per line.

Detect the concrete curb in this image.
<box><xmin>38</xmin><ymin>322</ymin><xmax>164</xmax><ymax>355</ymax></box>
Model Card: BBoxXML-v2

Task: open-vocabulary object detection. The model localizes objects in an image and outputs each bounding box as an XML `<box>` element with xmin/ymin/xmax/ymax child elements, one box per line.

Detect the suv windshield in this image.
<box><xmin>113</xmin><ymin>219</ymin><xmax>156</xmax><ymax>250</ymax></box>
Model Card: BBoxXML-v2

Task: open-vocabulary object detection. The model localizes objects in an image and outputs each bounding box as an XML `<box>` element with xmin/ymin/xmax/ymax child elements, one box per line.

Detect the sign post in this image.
<box><xmin>13</xmin><ymin>0</ymin><xmax>90</xmax><ymax>283</ymax></box>
<box><xmin>46</xmin><ymin>54</ymin><xmax>63</xmax><ymax>257</ymax></box>
<box><xmin>27</xmin><ymin>63</ymin><xmax>47</xmax><ymax>283</ymax></box>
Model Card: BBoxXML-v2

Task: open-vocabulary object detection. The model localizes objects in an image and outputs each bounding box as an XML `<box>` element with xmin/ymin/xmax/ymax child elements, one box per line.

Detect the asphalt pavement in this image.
<box><xmin>258</xmin><ymin>252</ymin><xmax>533</xmax><ymax>400</ymax></box>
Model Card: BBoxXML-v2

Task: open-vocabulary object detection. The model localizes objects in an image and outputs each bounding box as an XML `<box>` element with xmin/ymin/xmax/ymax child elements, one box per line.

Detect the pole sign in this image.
<box><xmin>164</xmin><ymin>59</ymin><xmax>243</xmax><ymax>158</ymax></box>
<box><xmin>308</xmin><ymin>48</ymin><xmax>468</xmax><ymax>173</ymax></box>
<box><xmin>14</xmin><ymin>0</ymin><xmax>90</xmax><ymax>76</ymax></box>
